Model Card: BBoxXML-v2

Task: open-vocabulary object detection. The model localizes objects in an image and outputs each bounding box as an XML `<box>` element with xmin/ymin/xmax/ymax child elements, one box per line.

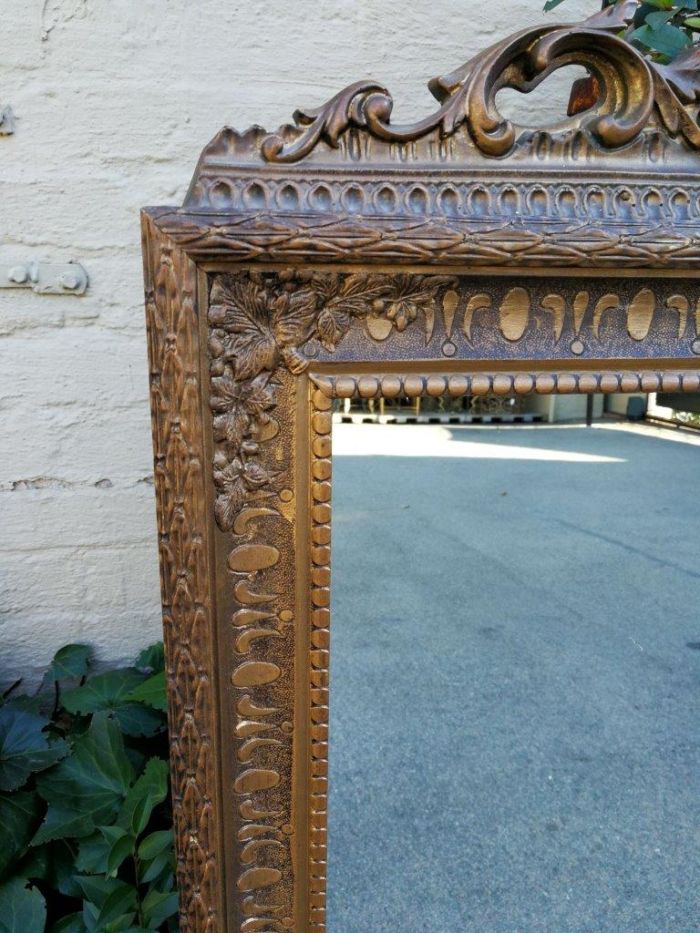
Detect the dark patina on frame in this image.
<box><xmin>141</xmin><ymin>7</ymin><xmax>700</xmax><ymax>931</ymax></box>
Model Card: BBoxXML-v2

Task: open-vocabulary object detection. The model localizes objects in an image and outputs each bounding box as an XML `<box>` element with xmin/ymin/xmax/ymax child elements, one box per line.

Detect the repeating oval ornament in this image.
<box><xmin>463</xmin><ymin>293</ymin><xmax>491</xmax><ymax>343</ymax></box>
<box><xmin>233</xmin><ymin>768</ymin><xmax>281</xmax><ymax>795</ymax></box>
<box><xmin>257</xmin><ymin>418</ymin><xmax>280</xmax><ymax>442</ymax></box>
<box><xmin>442</xmin><ymin>289</ymin><xmax>459</xmax><ymax>339</ymax></box>
<box><xmin>592</xmin><ymin>293</ymin><xmax>620</xmax><ymax>338</ymax></box>
<box><xmin>237</xmin><ymin>695</ymin><xmax>278</xmax><ymax>719</ymax></box>
<box><xmin>499</xmin><ymin>288</ymin><xmax>530</xmax><ymax>342</ymax></box>
<box><xmin>541</xmin><ymin>294</ymin><xmax>565</xmax><ymax>343</ymax></box>
<box><xmin>366</xmin><ymin>317</ymin><xmax>393</xmax><ymax>341</ymax></box>
<box><xmin>228</xmin><ymin>544</ymin><xmax>280</xmax><ymax>573</ymax></box>
<box><xmin>232</xmin><ymin>608</ymin><xmax>275</xmax><ymax>628</ymax></box>
<box><xmin>234</xmin><ymin>580</ymin><xmax>277</xmax><ymax>605</ymax></box>
<box><xmin>627</xmin><ymin>288</ymin><xmax>655</xmax><ymax>341</ymax></box>
<box><xmin>236</xmin><ymin>867</ymin><xmax>283</xmax><ymax>892</ymax></box>
<box><xmin>666</xmin><ymin>295</ymin><xmax>689</xmax><ymax>339</ymax></box>
<box><xmin>232</xmin><ymin>661</ymin><xmax>281</xmax><ymax>687</ymax></box>
<box><xmin>573</xmin><ymin>291</ymin><xmax>590</xmax><ymax>334</ymax></box>
<box><xmin>235</xmin><ymin>627</ymin><xmax>283</xmax><ymax>654</ymax></box>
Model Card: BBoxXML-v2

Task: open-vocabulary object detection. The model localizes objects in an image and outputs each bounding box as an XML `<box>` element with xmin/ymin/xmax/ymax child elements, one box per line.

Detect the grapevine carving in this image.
<box><xmin>208</xmin><ymin>270</ymin><xmax>455</xmax><ymax>531</ymax></box>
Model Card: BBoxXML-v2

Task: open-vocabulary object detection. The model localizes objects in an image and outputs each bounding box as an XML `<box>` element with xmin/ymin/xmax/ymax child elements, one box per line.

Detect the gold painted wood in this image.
<box><xmin>141</xmin><ymin>11</ymin><xmax>700</xmax><ymax>932</ymax></box>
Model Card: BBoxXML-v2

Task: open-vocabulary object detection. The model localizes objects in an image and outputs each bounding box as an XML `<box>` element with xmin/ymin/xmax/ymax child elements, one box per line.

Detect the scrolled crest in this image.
<box><xmin>260</xmin><ymin>3</ymin><xmax>700</xmax><ymax>162</ymax></box>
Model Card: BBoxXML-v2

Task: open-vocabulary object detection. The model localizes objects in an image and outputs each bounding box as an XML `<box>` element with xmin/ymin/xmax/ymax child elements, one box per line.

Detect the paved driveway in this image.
<box><xmin>327</xmin><ymin>423</ymin><xmax>700</xmax><ymax>933</ymax></box>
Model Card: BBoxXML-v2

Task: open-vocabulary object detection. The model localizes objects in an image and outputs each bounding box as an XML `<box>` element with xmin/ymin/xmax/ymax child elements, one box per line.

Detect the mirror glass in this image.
<box><xmin>327</xmin><ymin>391</ymin><xmax>700</xmax><ymax>932</ymax></box>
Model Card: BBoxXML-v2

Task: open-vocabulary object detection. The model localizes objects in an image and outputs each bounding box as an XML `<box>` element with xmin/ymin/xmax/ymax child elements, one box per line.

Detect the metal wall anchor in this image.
<box><xmin>1</xmin><ymin>261</ymin><xmax>88</xmax><ymax>295</ymax></box>
<box><xmin>0</xmin><ymin>106</ymin><xmax>15</xmax><ymax>135</ymax></box>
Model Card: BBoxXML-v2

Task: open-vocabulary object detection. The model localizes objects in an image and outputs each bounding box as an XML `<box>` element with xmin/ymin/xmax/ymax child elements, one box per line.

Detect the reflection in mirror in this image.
<box><xmin>327</xmin><ymin>391</ymin><xmax>700</xmax><ymax>932</ymax></box>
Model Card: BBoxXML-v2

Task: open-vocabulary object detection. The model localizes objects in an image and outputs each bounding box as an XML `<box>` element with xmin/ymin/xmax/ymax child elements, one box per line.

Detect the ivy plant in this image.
<box><xmin>0</xmin><ymin>643</ymin><xmax>177</xmax><ymax>933</ymax></box>
<box><xmin>545</xmin><ymin>0</ymin><xmax>700</xmax><ymax>61</ymax></box>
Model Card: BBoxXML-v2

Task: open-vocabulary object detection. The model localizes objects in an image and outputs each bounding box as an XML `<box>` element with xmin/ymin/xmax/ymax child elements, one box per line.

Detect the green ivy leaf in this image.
<box><xmin>45</xmin><ymin>645</ymin><xmax>92</xmax><ymax>683</ymax></box>
<box><xmin>82</xmin><ymin>903</ymin><xmax>99</xmax><ymax>932</ymax></box>
<box><xmin>76</xmin><ymin>874</ymin><xmax>127</xmax><ymax>907</ymax></box>
<box><xmin>76</xmin><ymin>833</ymin><xmax>110</xmax><ymax>875</ymax></box>
<box><xmin>62</xmin><ymin>671</ymin><xmax>163</xmax><ymax>738</ymax></box>
<box><xmin>141</xmin><ymin>888</ymin><xmax>178</xmax><ymax>930</ymax></box>
<box><xmin>631</xmin><ymin>21</ymin><xmax>692</xmax><ymax>54</ymax></box>
<box><xmin>92</xmin><ymin>887</ymin><xmax>137</xmax><ymax>931</ymax></box>
<box><xmin>639</xmin><ymin>0</ymin><xmax>675</xmax><ymax>9</ymax></box>
<box><xmin>137</xmin><ymin>830</ymin><xmax>173</xmax><ymax>862</ymax></box>
<box><xmin>137</xmin><ymin>830</ymin><xmax>174</xmax><ymax>885</ymax></box>
<box><xmin>2</xmin><ymin>695</ymin><xmax>45</xmax><ymax>716</ymax></box>
<box><xmin>99</xmin><ymin>826</ymin><xmax>135</xmax><ymax>877</ymax></box>
<box><xmin>31</xmin><ymin>806</ymin><xmax>95</xmax><ymax>846</ymax></box>
<box><xmin>33</xmin><ymin>713</ymin><xmax>134</xmax><ymax>844</ymax></box>
<box><xmin>134</xmin><ymin>644</ymin><xmax>164</xmax><ymax>674</ymax></box>
<box><xmin>114</xmin><ymin>706</ymin><xmax>165</xmax><ymax>740</ymax></box>
<box><xmin>51</xmin><ymin>913</ymin><xmax>85</xmax><ymax>933</ymax></box>
<box><xmin>645</xmin><ymin>8</ymin><xmax>675</xmax><ymax>26</ymax></box>
<box><xmin>118</xmin><ymin>759</ymin><xmax>168</xmax><ymax>837</ymax></box>
<box><xmin>101</xmin><ymin>916</ymin><xmax>137</xmax><ymax>933</ymax></box>
<box><xmin>46</xmin><ymin>840</ymin><xmax>83</xmax><ymax>899</ymax></box>
<box><xmin>124</xmin><ymin>672</ymin><xmax>167</xmax><ymax>714</ymax></box>
<box><xmin>0</xmin><ymin>877</ymin><xmax>46</xmax><ymax>933</ymax></box>
<box><xmin>0</xmin><ymin>791</ymin><xmax>43</xmax><ymax>879</ymax></box>
<box><xmin>17</xmin><ymin>843</ymin><xmax>50</xmax><ymax>885</ymax></box>
<box><xmin>77</xmin><ymin>877</ymin><xmax>138</xmax><ymax>931</ymax></box>
<box><xmin>0</xmin><ymin>707</ymin><xmax>68</xmax><ymax>792</ymax></box>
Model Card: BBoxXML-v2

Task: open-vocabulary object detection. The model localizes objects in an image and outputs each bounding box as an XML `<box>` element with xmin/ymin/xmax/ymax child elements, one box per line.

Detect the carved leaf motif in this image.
<box><xmin>214</xmin><ymin>477</ymin><xmax>248</xmax><ymax>531</ymax></box>
<box><xmin>213</xmin><ymin>407</ymin><xmax>250</xmax><ymax>448</ymax></box>
<box><xmin>382</xmin><ymin>274</ymin><xmax>456</xmax><ymax>332</ymax></box>
<box><xmin>244</xmin><ymin>375</ymin><xmax>277</xmax><ymax>414</ymax></box>
<box><xmin>322</xmin><ymin>273</ymin><xmax>391</xmax><ymax>317</ymax></box>
<box><xmin>210</xmin><ymin>372</ymin><xmax>277</xmax><ymax>448</ymax></box>
<box><xmin>582</xmin><ymin>0</ymin><xmax>636</xmax><ymax>31</ymax></box>
<box><xmin>260</xmin><ymin>80</ymin><xmax>389</xmax><ymax>162</ymax></box>
<box><xmin>654</xmin><ymin>47</ymin><xmax>700</xmax><ymax>104</ymax></box>
<box><xmin>271</xmin><ymin>288</ymin><xmax>320</xmax><ymax>348</ymax></box>
<box><xmin>210</xmin><ymin>277</ymin><xmax>278</xmax><ymax>380</ymax></box>
<box><xmin>316</xmin><ymin>308</ymin><xmax>350</xmax><ymax>351</ymax></box>
<box><xmin>213</xmin><ymin>456</ymin><xmax>282</xmax><ymax>532</ymax></box>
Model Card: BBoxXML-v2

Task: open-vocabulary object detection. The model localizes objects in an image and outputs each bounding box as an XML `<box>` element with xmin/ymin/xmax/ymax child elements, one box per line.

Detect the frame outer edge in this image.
<box><xmin>142</xmin><ymin>221</ymin><xmax>700</xmax><ymax>933</ymax></box>
<box><xmin>142</xmin><ymin>210</ymin><xmax>226</xmax><ymax>932</ymax></box>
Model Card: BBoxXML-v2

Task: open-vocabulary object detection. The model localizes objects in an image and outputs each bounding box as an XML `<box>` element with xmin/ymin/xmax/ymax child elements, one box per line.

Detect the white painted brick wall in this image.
<box><xmin>1</xmin><ymin>0</ymin><xmax>597</xmax><ymax>684</ymax></box>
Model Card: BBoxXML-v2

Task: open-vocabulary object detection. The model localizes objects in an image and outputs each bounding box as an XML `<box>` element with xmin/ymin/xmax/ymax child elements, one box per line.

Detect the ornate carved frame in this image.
<box><xmin>142</xmin><ymin>9</ymin><xmax>700</xmax><ymax>932</ymax></box>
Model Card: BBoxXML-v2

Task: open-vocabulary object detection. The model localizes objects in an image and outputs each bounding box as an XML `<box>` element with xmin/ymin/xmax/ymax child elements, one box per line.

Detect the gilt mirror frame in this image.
<box><xmin>141</xmin><ymin>6</ymin><xmax>700</xmax><ymax>931</ymax></box>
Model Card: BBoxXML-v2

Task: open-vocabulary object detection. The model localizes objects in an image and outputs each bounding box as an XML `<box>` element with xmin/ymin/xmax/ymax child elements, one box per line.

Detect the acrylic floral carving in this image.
<box><xmin>208</xmin><ymin>269</ymin><xmax>455</xmax><ymax>530</ymax></box>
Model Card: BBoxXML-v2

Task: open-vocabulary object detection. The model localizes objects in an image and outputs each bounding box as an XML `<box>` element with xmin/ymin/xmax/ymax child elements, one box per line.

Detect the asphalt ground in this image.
<box><xmin>326</xmin><ymin>422</ymin><xmax>700</xmax><ymax>933</ymax></box>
